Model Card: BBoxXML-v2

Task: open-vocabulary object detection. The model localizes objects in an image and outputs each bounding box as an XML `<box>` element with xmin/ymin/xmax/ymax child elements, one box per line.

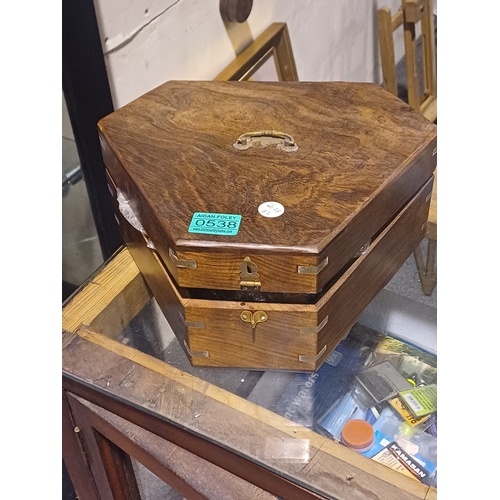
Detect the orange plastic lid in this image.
<box><xmin>341</xmin><ymin>420</ymin><xmax>374</xmax><ymax>451</ymax></box>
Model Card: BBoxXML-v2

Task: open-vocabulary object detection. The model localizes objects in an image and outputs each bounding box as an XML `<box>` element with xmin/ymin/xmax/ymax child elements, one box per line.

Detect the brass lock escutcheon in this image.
<box><xmin>233</xmin><ymin>131</ymin><xmax>298</xmax><ymax>152</ymax></box>
<box><xmin>239</xmin><ymin>256</ymin><xmax>261</xmax><ymax>291</ymax></box>
<box><xmin>240</xmin><ymin>310</ymin><xmax>268</xmax><ymax>332</ymax></box>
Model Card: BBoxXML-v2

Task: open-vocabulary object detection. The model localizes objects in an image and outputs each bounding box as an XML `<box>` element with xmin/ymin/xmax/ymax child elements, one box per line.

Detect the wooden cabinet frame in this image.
<box><xmin>63</xmin><ymin>391</ymin><xmax>284</xmax><ymax>500</ymax></box>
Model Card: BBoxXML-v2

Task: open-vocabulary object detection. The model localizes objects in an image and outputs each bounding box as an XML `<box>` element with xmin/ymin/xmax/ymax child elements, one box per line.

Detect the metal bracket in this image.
<box><xmin>185</xmin><ymin>321</ymin><xmax>205</xmax><ymax>329</ymax></box>
<box><xmin>299</xmin><ymin>316</ymin><xmax>328</xmax><ymax>334</ymax></box>
<box><xmin>298</xmin><ymin>345</ymin><xmax>327</xmax><ymax>363</ymax></box>
<box><xmin>180</xmin><ymin>311</ymin><xmax>205</xmax><ymax>329</ymax></box>
<box><xmin>183</xmin><ymin>340</ymin><xmax>209</xmax><ymax>358</ymax></box>
<box><xmin>169</xmin><ymin>248</ymin><xmax>197</xmax><ymax>268</ymax></box>
<box><xmin>297</xmin><ymin>257</ymin><xmax>328</xmax><ymax>275</ymax></box>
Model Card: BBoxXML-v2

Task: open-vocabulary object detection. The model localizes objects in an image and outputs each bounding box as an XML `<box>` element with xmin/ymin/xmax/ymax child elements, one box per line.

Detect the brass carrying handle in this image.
<box><xmin>233</xmin><ymin>130</ymin><xmax>298</xmax><ymax>152</ymax></box>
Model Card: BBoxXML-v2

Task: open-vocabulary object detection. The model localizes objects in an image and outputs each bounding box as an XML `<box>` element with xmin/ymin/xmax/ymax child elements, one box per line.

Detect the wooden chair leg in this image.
<box><xmin>403</xmin><ymin>18</ymin><xmax>421</xmax><ymax>111</ymax></box>
<box><xmin>377</xmin><ymin>7</ymin><xmax>398</xmax><ymax>96</ymax></box>
<box><xmin>414</xmin><ymin>237</ymin><xmax>437</xmax><ymax>296</ymax></box>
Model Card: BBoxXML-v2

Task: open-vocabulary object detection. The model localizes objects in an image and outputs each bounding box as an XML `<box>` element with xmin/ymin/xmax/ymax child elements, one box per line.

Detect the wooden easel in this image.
<box><xmin>378</xmin><ymin>0</ymin><xmax>436</xmax><ymax>121</ymax></box>
<box><xmin>378</xmin><ymin>0</ymin><xmax>437</xmax><ymax>296</ymax></box>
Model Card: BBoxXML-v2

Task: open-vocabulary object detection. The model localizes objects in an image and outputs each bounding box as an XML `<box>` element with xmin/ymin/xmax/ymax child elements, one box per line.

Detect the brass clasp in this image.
<box><xmin>240</xmin><ymin>310</ymin><xmax>268</xmax><ymax>334</ymax></box>
<box><xmin>239</xmin><ymin>257</ymin><xmax>261</xmax><ymax>291</ymax></box>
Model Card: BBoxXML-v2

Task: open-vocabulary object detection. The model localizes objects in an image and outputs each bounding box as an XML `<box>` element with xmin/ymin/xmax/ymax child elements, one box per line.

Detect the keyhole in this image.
<box><xmin>246</xmin><ymin>264</ymin><xmax>252</xmax><ymax>274</ymax></box>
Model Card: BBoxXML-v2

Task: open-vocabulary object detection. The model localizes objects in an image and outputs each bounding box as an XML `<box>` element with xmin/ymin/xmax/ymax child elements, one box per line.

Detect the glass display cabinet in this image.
<box><xmin>62</xmin><ymin>246</ymin><xmax>437</xmax><ymax>500</ymax></box>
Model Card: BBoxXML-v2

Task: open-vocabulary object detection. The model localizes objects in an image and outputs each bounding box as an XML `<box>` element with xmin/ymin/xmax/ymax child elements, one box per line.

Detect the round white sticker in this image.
<box><xmin>258</xmin><ymin>201</ymin><xmax>285</xmax><ymax>218</ymax></box>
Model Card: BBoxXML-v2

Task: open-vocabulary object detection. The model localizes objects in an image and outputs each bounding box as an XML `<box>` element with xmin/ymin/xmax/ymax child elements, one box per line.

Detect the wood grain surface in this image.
<box><xmin>184</xmin><ymin>306</ymin><xmax>318</xmax><ymax>370</ymax></box>
<box><xmin>62</xmin><ymin>247</ymin><xmax>151</xmax><ymax>337</ymax></box>
<box><xmin>99</xmin><ymin>81</ymin><xmax>437</xmax><ymax>292</ymax></box>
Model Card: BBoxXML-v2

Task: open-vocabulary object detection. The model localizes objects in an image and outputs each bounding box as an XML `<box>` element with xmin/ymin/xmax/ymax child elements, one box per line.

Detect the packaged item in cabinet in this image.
<box><xmin>394</xmin><ymin>421</ymin><xmax>438</xmax><ymax>465</ymax></box>
<box><xmin>427</xmin><ymin>419</ymin><xmax>437</xmax><ymax>437</ymax></box>
<box><xmin>371</xmin><ymin>405</ymin><xmax>405</xmax><ymax>440</ymax></box>
<box><xmin>370</xmin><ymin>336</ymin><xmax>437</xmax><ymax>385</ymax></box>
<box><xmin>318</xmin><ymin>337</ymin><xmax>436</xmax><ymax>439</ymax></box>
<box><xmin>319</xmin><ymin>388</ymin><xmax>370</xmax><ymax>439</ymax></box>
<box><xmin>361</xmin><ymin>430</ymin><xmax>392</xmax><ymax>458</ymax></box>
<box><xmin>272</xmin><ymin>325</ymin><xmax>377</xmax><ymax>428</ymax></box>
<box><xmin>367</xmin><ymin>433</ymin><xmax>437</xmax><ymax>486</ymax></box>
<box><xmin>388</xmin><ymin>397</ymin><xmax>433</xmax><ymax>429</ymax></box>
<box><xmin>341</xmin><ymin>420</ymin><xmax>374</xmax><ymax>453</ymax></box>
<box><xmin>352</xmin><ymin>360</ymin><xmax>414</xmax><ymax>406</ymax></box>
<box><xmin>398</xmin><ymin>384</ymin><xmax>437</xmax><ymax>418</ymax></box>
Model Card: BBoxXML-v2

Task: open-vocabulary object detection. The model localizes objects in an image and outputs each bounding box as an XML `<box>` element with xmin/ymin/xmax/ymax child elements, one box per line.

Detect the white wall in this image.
<box><xmin>93</xmin><ymin>0</ymin><xmax>409</xmax><ymax>109</ymax></box>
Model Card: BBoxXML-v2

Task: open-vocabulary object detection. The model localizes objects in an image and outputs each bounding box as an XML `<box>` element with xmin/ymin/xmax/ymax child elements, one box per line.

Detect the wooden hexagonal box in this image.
<box><xmin>98</xmin><ymin>81</ymin><xmax>436</xmax><ymax>371</ymax></box>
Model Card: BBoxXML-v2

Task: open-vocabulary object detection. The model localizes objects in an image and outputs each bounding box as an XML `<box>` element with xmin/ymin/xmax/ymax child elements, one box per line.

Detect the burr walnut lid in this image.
<box><xmin>98</xmin><ymin>81</ymin><xmax>437</xmax><ymax>293</ymax></box>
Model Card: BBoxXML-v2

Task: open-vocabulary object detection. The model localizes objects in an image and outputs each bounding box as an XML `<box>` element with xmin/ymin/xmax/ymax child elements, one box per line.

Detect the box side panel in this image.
<box><xmin>316</xmin><ymin>136</ymin><xmax>437</xmax><ymax>291</ymax></box>
<box><xmin>175</xmin><ymin>251</ymin><xmax>318</xmax><ymax>293</ymax></box>
<box><xmin>316</xmin><ymin>177</ymin><xmax>434</xmax><ymax>363</ymax></box>
<box><xmin>105</xmin><ymin>169</ymin><xmax>193</xmax><ymax>363</ymax></box>
<box><xmin>183</xmin><ymin>305</ymin><xmax>319</xmax><ymax>371</ymax></box>
<box><xmin>100</xmin><ymin>132</ymin><xmax>182</xmax><ymax>284</ymax></box>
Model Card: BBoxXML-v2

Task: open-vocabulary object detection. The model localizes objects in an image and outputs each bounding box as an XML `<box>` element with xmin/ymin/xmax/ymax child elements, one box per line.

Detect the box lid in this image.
<box><xmin>98</xmin><ymin>81</ymin><xmax>436</xmax><ymax>294</ymax></box>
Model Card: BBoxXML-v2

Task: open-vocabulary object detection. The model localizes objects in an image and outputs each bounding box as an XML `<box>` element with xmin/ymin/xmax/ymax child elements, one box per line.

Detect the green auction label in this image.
<box><xmin>188</xmin><ymin>212</ymin><xmax>242</xmax><ymax>236</ymax></box>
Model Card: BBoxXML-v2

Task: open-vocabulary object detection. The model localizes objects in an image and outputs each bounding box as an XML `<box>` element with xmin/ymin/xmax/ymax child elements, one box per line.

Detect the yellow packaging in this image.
<box><xmin>388</xmin><ymin>397</ymin><xmax>431</xmax><ymax>427</ymax></box>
